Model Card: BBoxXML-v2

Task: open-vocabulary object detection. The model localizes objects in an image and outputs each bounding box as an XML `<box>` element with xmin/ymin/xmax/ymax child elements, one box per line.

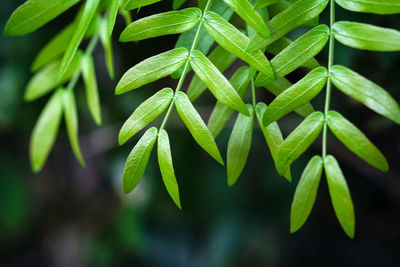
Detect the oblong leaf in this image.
<box><xmin>203</xmin><ymin>11</ymin><xmax>274</xmax><ymax>78</ymax></box>
<box><xmin>222</xmin><ymin>0</ymin><xmax>270</xmax><ymax>37</ymax></box>
<box><xmin>290</xmin><ymin>155</ymin><xmax>323</xmax><ymax>233</ymax></box>
<box><xmin>61</xmin><ymin>89</ymin><xmax>85</xmax><ymax>166</ymax></box>
<box><xmin>58</xmin><ymin>0</ymin><xmax>100</xmax><ymax>80</ymax></box>
<box><xmin>324</xmin><ymin>155</ymin><xmax>355</xmax><ymax>239</ymax></box>
<box><xmin>187</xmin><ymin>46</ymin><xmax>237</xmax><ymax>101</ymax></box>
<box><xmin>332</xmin><ymin>21</ymin><xmax>400</xmax><ymax>52</ymax></box>
<box><xmin>124</xmin><ymin>0</ymin><xmax>161</xmax><ymax>10</ymax></box>
<box><xmin>30</xmin><ymin>90</ymin><xmax>64</xmax><ymax>172</ymax></box>
<box><xmin>119</xmin><ymin>88</ymin><xmax>174</xmax><ymax>145</ymax></box>
<box><xmin>116</xmin><ymin>48</ymin><xmax>188</xmax><ymax>94</ymax></box>
<box><xmin>158</xmin><ymin>129</ymin><xmax>181</xmax><ymax>209</ymax></box>
<box><xmin>326</xmin><ymin>110</ymin><xmax>388</xmax><ymax>171</ymax></box>
<box><xmin>227</xmin><ymin>105</ymin><xmax>254</xmax><ymax>186</ymax></box>
<box><xmin>107</xmin><ymin>0</ymin><xmax>121</xmax><ymax>36</ymax></box>
<box><xmin>100</xmin><ymin>18</ymin><xmax>115</xmax><ymax>79</ymax></box>
<box><xmin>247</xmin><ymin>0</ymin><xmax>329</xmax><ymax>51</ymax></box>
<box><xmin>175</xmin><ymin>91</ymin><xmax>224</xmax><ymax>165</ymax></box>
<box><xmin>81</xmin><ymin>54</ymin><xmax>102</xmax><ymax>125</ymax></box>
<box><xmin>330</xmin><ymin>65</ymin><xmax>400</xmax><ymax>124</ymax></box>
<box><xmin>120</xmin><ymin>8</ymin><xmax>202</xmax><ymax>42</ymax></box>
<box><xmin>122</xmin><ymin>127</ymin><xmax>158</xmax><ymax>194</ymax></box>
<box><xmin>208</xmin><ymin>66</ymin><xmax>253</xmax><ymax>137</ymax></box>
<box><xmin>189</xmin><ymin>50</ymin><xmax>249</xmax><ymax>115</ymax></box>
<box><xmin>335</xmin><ymin>0</ymin><xmax>400</xmax><ymax>15</ymax></box>
<box><xmin>4</xmin><ymin>0</ymin><xmax>80</xmax><ymax>36</ymax></box>
<box><xmin>262</xmin><ymin>67</ymin><xmax>328</xmax><ymax>126</ymax></box>
<box><xmin>275</xmin><ymin>112</ymin><xmax>324</xmax><ymax>176</ymax></box>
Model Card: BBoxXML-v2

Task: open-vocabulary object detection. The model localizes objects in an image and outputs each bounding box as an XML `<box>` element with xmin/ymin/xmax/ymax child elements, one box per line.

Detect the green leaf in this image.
<box><xmin>81</xmin><ymin>54</ymin><xmax>102</xmax><ymax>125</ymax></box>
<box><xmin>330</xmin><ymin>65</ymin><xmax>400</xmax><ymax>124</ymax></box>
<box><xmin>326</xmin><ymin>110</ymin><xmax>388</xmax><ymax>171</ymax></box>
<box><xmin>30</xmin><ymin>90</ymin><xmax>63</xmax><ymax>172</ymax></box>
<box><xmin>100</xmin><ymin>18</ymin><xmax>115</xmax><ymax>79</ymax></box>
<box><xmin>335</xmin><ymin>0</ymin><xmax>400</xmax><ymax>15</ymax></box>
<box><xmin>247</xmin><ymin>0</ymin><xmax>329</xmax><ymax>51</ymax></box>
<box><xmin>255</xmin><ymin>102</ymin><xmax>291</xmax><ymax>180</ymax></box>
<box><xmin>116</xmin><ymin>48</ymin><xmax>188</xmax><ymax>94</ymax></box>
<box><xmin>175</xmin><ymin>91</ymin><xmax>224</xmax><ymax>165</ymax></box>
<box><xmin>256</xmin><ymin>25</ymin><xmax>329</xmax><ymax>84</ymax></box>
<box><xmin>254</xmin><ymin>0</ymin><xmax>278</xmax><ymax>10</ymax></box>
<box><xmin>208</xmin><ymin>67</ymin><xmax>253</xmax><ymax>137</ymax></box>
<box><xmin>61</xmin><ymin>89</ymin><xmax>85</xmax><ymax>166</ymax></box>
<box><xmin>275</xmin><ymin>112</ymin><xmax>324</xmax><ymax>176</ymax></box>
<box><xmin>120</xmin><ymin>8</ymin><xmax>202</xmax><ymax>42</ymax></box>
<box><xmin>187</xmin><ymin>46</ymin><xmax>237</xmax><ymax>101</ymax></box>
<box><xmin>189</xmin><ymin>50</ymin><xmax>249</xmax><ymax>115</ymax></box>
<box><xmin>59</xmin><ymin>0</ymin><xmax>100</xmax><ymax>80</ymax></box>
<box><xmin>157</xmin><ymin>129</ymin><xmax>182</xmax><ymax>209</ymax></box>
<box><xmin>290</xmin><ymin>155</ymin><xmax>323</xmax><ymax>233</ymax></box>
<box><xmin>222</xmin><ymin>0</ymin><xmax>270</xmax><ymax>37</ymax></box>
<box><xmin>124</xmin><ymin>0</ymin><xmax>161</xmax><ymax>10</ymax></box>
<box><xmin>119</xmin><ymin>88</ymin><xmax>173</xmax><ymax>145</ymax></box>
<box><xmin>262</xmin><ymin>67</ymin><xmax>327</xmax><ymax>126</ymax></box>
<box><xmin>227</xmin><ymin>105</ymin><xmax>254</xmax><ymax>186</ymax></box>
<box><xmin>25</xmin><ymin>51</ymin><xmax>83</xmax><ymax>102</ymax></box>
<box><xmin>107</xmin><ymin>0</ymin><xmax>121</xmax><ymax>36</ymax></box>
<box><xmin>122</xmin><ymin>127</ymin><xmax>158</xmax><ymax>194</ymax></box>
<box><xmin>4</xmin><ymin>0</ymin><xmax>80</xmax><ymax>36</ymax></box>
<box><xmin>332</xmin><ymin>21</ymin><xmax>400</xmax><ymax>52</ymax></box>
<box><xmin>173</xmin><ymin>0</ymin><xmax>187</xmax><ymax>9</ymax></box>
<box><xmin>260</xmin><ymin>77</ymin><xmax>315</xmax><ymax>118</ymax></box>
<box><xmin>203</xmin><ymin>11</ymin><xmax>274</xmax><ymax>78</ymax></box>
<box><xmin>324</xmin><ymin>155</ymin><xmax>355</xmax><ymax>239</ymax></box>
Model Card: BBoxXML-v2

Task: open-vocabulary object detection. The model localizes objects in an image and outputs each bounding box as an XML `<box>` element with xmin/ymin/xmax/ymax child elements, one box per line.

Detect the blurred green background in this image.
<box><xmin>1</xmin><ymin>1</ymin><xmax>400</xmax><ymax>266</ymax></box>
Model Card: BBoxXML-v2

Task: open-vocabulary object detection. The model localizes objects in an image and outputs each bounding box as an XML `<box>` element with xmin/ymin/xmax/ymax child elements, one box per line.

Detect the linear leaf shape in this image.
<box><xmin>122</xmin><ymin>127</ymin><xmax>158</xmax><ymax>194</ymax></box>
<box><xmin>290</xmin><ymin>155</ymin><xmax>323</xmax><ymax>233</ymax></box>
<box><xmin>59</xmin><ymin>0</ymin><xmax>100</xmax><ymax>80</ymax></box>
<box><xmin>326</xmin><ymin>110</ymin><xmax>388</xmax><ymax>171</ymax></box>
<box><xmin>263</xmin><ymin>67</ymin><xmax>328</xmax><ymax>126</ymax></box>
<box><xmin>100</xmin><ymin>18</ymin><xmax>115</xmax><ymax>79</ymax></box>
<box><xmin>25</xmin><ymin>51</ymin><xmax>83</xmax><ymax>102</ymax></box>
<box><xmin>189</xmin><ymin>50</ymin><xmax>249</xmax><ymax>115</ymax></box>
<box><xmin>107</xmin><ymin>0</ymin><xmax>121</xmax><ymax>36</ymax></box>
<box><xmin>187</xmin><ymin>46</ymin><xmax>237</xmax><ymax>101</ymax></box>
<box><xmin>256</xmin><ymin>25</ymin><xmax>329</xmax><ymax>84</ymax></box>
<box><xmin>246</xmin><ymin>0</ymin><xmax>329</xmax><ymax>51</ymax></box>
<box><xmin>256</xmin><ymin>102</ymin><xmax>291</xmax><ymax>181</ymax></box>
<box><xmin>124</xmin><ymin>0</ymin><xmax>161</xmax><ymax>10</ymax></box>
<box><xmin>30</xmin><ymin>90</ymin><xmax>64</xmax><ymax>172</ymax></box>
<box><xmin>222</xmin><ymin>0</ymin><xmax>270</xmax><ymax>37</ymax></box>
<box><xmin>208</xmin><ymin>67</ymin><xmax>253</xmax><ymax>137</ymax></box>
<box><xmin>227</xmin><ymin>105</ymin><xmax>254</xmax><ymax>186</ymax></box>
<box><xmin>81</xmin><ymin>54</ymin><xmax>102</xmax><ymax>126</ymax></box>
<box><xmin>275</xmin><ymin>112</ymin><xmax>324</xmax><ymax>176</ymax></box>
<box><xmin>4</xmin><ymin>0</ymin><xmax>80</xmax><ymax>36</ymax></box>
<box><xmin>265</xmin><ymin>37</ymin><xmax>320</xmax><ymax>70</ymax></box>
<box><xmin>260</xmin><ymin>77</ymin><xmax>315</xmax><ymax>118</ymax></box>
<box><xmin>120</xmin><ymin>8</ymin><xmax>202</xmax><ymax>42</ymax></box>
<box><xmin>332</xmin><ymin>21</ymin><xmax>400</xmax><ymax>52</ymax></box>
<box><xmin>335</xmin><ymin>0</ymin><xmax>400</xmax><ymax>15</ymax></box>
<box><xmin>119</xmin><ymin>88</ymin><xmax>174</xmax><ymax>145</ymax></box>
<box><xmin>157</xmin><ymin>129</ymin><xmax>182</xmax><ymax>209</ymax></box>
<box><xmin>116</xmin><ymin>48</ymin><xmax>188</xmax><ymax>94</ymax></box>
<box><xmin>61</xmin><ymin>89</ymin><xmax>85</xmax><ymax>166</ymax></box>
<box><xmin>254</xmin><ymin>0</ymin><xmax>278</xmax><ymax>10</ymax></box>
<box><xmin>330</xmin><ymin>65</ymin><xmax>400</xmax><ymax>124</ymax></box>
<box><xmin>203</xmin><ymin>11</ymin><xmax>274</xmax><ymax>78</ymax></box>
<box><xmin>324</xmin><ymin>155</ymin><xmax>355</xmax><ymax>239</ymax></box>
<box><xmin>175</xmin><ymin>92</ymin><xmax>224</xmax><ymax>165</ymax></box>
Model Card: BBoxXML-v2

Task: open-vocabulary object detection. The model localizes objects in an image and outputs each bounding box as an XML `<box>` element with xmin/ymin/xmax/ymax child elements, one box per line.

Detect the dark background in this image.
<box><xmin>1</xmin><ymin>1</ymin><xmax>400</xmax><ymax>266</ymax></box>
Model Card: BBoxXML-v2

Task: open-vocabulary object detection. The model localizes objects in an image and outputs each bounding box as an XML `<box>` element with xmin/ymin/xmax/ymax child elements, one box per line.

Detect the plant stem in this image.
<box><xmin>159</xmin><ymin>0</ymin><xmax>212</xmax><ymax>131</ymax></box>
<box><xmin>251</xmin><ymin>78</ymin><xmax>256</xmax><ymax>108</ymax></box>
<box><xmin>322</xmin><ymin>0</ymin><xmax>335</xmax><ymax>158</ymax></box>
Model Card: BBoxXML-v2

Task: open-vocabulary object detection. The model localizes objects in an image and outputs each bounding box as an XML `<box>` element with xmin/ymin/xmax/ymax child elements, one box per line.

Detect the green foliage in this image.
<box><xmin>5</xmin><ymin>0</ymin><xmax>400</xmax><ymax>238</ymax></box>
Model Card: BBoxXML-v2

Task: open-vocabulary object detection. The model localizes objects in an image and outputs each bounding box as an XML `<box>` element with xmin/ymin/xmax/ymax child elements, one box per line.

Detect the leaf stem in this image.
<box><xmin>322</xmin><ymin>0</ymin><xmax>335</xmax><ymax>158</ymax></box>
<box><xmin>251</xmin><ymin>78</ymin><xmax>256</xmax><ymax>108</ymax></box>
<box><xmin>159</xmin><ymin>0</ymin><xmax>212</xmax><ymax>132</ymax></box>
